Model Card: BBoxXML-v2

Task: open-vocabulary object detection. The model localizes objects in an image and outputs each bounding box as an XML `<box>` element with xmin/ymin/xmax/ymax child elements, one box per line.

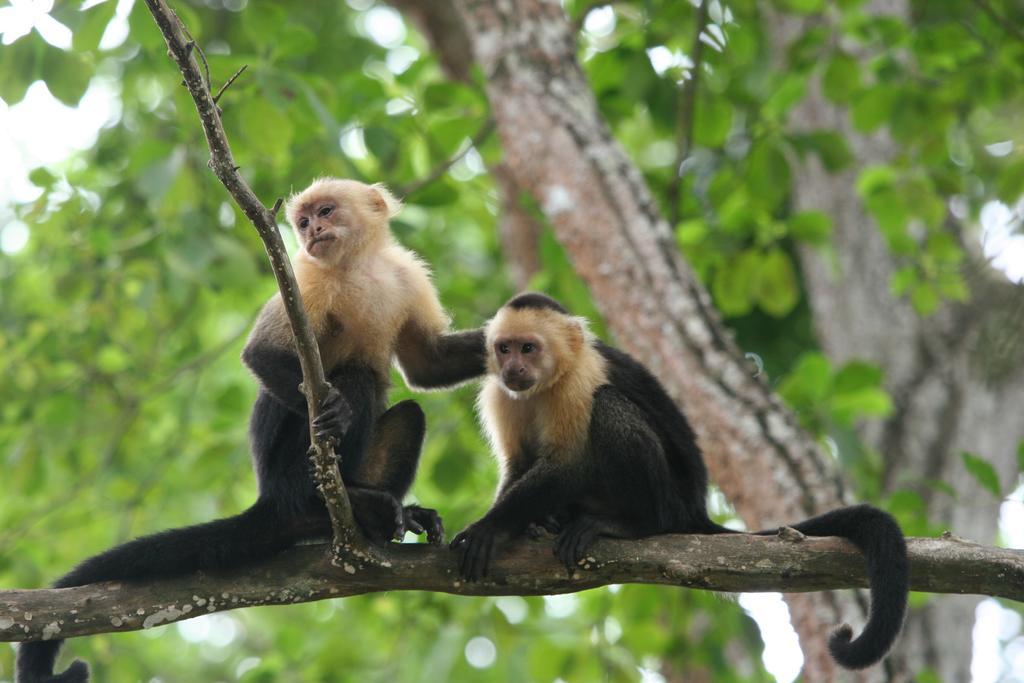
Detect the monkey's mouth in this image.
<box><xmin>502</xmin><ymin>377</ymin><xmax>536</xmax><ymax>393</ymax></box>
<box><xmin>308</xmin><ymin>235</ymin><xmax>337</xmax><ymax>254</ymax></box>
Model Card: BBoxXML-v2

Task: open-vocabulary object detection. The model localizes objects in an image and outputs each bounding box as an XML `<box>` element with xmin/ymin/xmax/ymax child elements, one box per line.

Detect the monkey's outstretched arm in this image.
<box><xmin>396</xmin><ymin>326</ymin><xmax>487</xmax><ymax>390</ymax></box>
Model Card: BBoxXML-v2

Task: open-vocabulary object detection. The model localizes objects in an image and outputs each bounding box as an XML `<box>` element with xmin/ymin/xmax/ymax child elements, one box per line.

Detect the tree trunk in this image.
<box><xmin>453</xmin><ymin>1</ymin><xmax>880</xmax><ymax>678</ymax></box>
<box><xmin>771</xmin><ymin>2</ymin><xmax>1024</xmax><ymax>680</ymax></box>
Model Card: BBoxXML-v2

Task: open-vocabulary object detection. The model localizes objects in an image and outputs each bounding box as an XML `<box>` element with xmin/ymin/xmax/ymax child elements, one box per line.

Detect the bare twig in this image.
<box><xmin>2</xmin><ymin>534</ymin><xmax>1021</xmax><ymax>642</ymax></box>
<box><xmin>666</xmin><ymin>0</ymin><xmax>710</xmax><ymax>227</ymax></box>
<box><xmin>143</xmin><ymin>0</ymin><xmax>372</xmax><ymax>563</ymax></box>
<box><xmin>398</xmin><ymin>118</ymin><xmax>496</xmax><ymax>197</ymax></box>
<box><xmin>213</xmin><ymin>64</ymin><xmax>249</xmax><ymax>105</ymax></box>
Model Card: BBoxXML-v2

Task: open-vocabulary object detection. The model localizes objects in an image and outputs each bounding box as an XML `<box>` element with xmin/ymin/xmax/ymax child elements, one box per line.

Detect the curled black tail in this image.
<box><xmin>779</xmin><ymin>504</ymin><xmax>908</xmax><ymax>669</ymax></box>
<box><xmin>17</xmin><ymin>499</ymin><xmax>299</xmax><ymax>683</ymax></box>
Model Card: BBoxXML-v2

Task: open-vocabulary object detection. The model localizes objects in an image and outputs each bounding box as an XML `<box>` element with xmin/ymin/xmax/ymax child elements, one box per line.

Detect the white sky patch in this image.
<box><xmin>494</xmin><ymin>596</ymin><xmax>528</xmax><ymax>624</ymax></box>
<box><xmin>542</xmin><ymin>593</ymin><xmax>578</xmax><ymax>618</ymax></box>
<box><xmin>972</xmin><ymin>598</ymin><xmax>1024</xmax><ymax>682</ymax></box>
<box><xmin>0</xmin><ymin>77</ymin><xmax>121</xmax><ymax>206</ymax></box>
<box><xmin>646</xmin><ymin>46</ymin><xmax>695</xmax><ymax>81</ymax></box>
<box><xmin>583</xmin><ymin>6</ymin><xmax>616</xmax><ymax>37</ymax></box>
<box><xmin>360</xmin><ymin>6</ymin><xmax>405</xmax><ymax>48</ymax></box>
<box><xmin>985</xmin><ymin>140</ymin><xmax>1014</xmax><ymax>157</ymax></box>
<box><xmin>739</xmin><ymin>593</ymin><xmax>803</xmax><ymax>683</ymax></box>
<box><xmin>339</xmin><ymin>126</ymin><xmax>368</xmax><ymax>160</ymax></box>
<box><xmin>175</xmin><ymin>613</ymin><xmax>238</xmax><ymax>647</ymax></box>
<box><xmin>99</xmin><ymin>0</ymin><xmax>135</xmax><ymax>51</ymax></box>
<box><xmin>464</xmin><ymin>636</ymin><xmax>497</xmax><ymax>669</ymax></box>
<box><xmin>1</xmin><ymin>219</ymin><xmax>30</xmax><ymax>254</ymax></box>
<box><xmin>980</xmin><ymin>200</ymin><xmax>1024</xmax><ymax>283</ymax></box>
<box><xmin>385</xmin><ymin>45</ymin><xmax>419</xmax><ymax>75</ymax></box>
<box><xmin>0</xmin><ymin>0</ymin><xmax>71</xmax><ymax>48</ymax></box>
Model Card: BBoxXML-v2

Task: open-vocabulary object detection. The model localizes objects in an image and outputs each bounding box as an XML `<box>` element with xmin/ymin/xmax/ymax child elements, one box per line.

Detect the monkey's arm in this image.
<box><xmin>242</xmin><ymin>297</ymin><xmax>310</xmax><ymax>414</ymax></box>
<box><xmin>395</xmin><ymin>324</ymin><xmax>487</xmax><ymax>390</ymax></box>
<box><xmin>451</xmin><ymin>460</ymin><xmax>584</xmax><ymax>580</ymax></box>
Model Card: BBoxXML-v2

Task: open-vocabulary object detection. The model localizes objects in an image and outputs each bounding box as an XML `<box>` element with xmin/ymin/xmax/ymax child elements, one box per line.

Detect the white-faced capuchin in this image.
<box><xmin>450</xmin><ymin>292</ymin><xmax>908</xmax><ymax>671</ymax></box>
<box><xmin>18</xmin><ymin>178</ymin><xmax>486</xmax><ymax>683</ymax></box>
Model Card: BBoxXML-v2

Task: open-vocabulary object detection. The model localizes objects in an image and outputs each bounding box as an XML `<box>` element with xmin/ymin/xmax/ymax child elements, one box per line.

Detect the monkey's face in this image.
<box><xmin>492</xmin><ymin>334</ymin><xmax>547</xmax><ymax>394</ymax></box>
<box><xmin>287</xmin><ymin>179</ymin><xmax>399</xmax><ymax>264</ymax></box>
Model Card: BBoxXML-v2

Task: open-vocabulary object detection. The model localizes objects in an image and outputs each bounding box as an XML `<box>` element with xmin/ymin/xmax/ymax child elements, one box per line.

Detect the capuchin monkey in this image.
<box><xmin>450</xmin><ymin>293</ymin><xmax>908</xmax><ymax>671</ymax></box>
<box><xmin>18</xmin><ymin>178</ymin><xmax>486</xmax><ymax>683</ymax></box>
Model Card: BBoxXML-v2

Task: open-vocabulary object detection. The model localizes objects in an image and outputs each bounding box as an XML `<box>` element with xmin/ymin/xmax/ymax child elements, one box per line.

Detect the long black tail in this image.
<box><xmin>707</xmin><ymin>504</ymin><xmax>908</xmax><ymax>670</ymax></box>
<box><xmin>16</xmin><ymin>499</ymin><xmax>302</xmax><ymax>683</ymax></box>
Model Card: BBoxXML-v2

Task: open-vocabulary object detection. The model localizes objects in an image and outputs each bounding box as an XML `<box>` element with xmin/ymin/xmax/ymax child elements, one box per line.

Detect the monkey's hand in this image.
<box><xmin>450</xmin><ymin>519</ymin><xmax>511</xmax><ymax>582</ymax></box>
<box><xmin>403</xmin><ymin>505</ymin><xmax>445</xmax><ymax>545</ymax></box>
<box><xmin>312</xmin><ymin>385</ymin><xmax>354</xmax><ymax>446</ymax></box>
<box><xmin>349</xmin><ymin>488</ymin><xmax>405</xmax><ymax>545</ymax></box>
<box><xmin>554</xmin><ymin>516</ymin><xmax>602</xmax><ymax>577</ymax></box>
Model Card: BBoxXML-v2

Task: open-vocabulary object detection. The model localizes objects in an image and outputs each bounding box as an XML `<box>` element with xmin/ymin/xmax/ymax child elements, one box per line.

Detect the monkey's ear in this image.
<box><xmin>566</xmin><ymin>316</ymin><xmax>589</xmax><ymax>351</ymax></box>
<box><xmin>369</xmin><ymin>183</ymin><xmax>402</xmax><ymax>218</ymax></box>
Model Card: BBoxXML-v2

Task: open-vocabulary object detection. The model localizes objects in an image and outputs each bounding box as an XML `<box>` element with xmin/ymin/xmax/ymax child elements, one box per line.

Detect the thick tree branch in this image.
<box><xmin>142</xmin><ymin>0</ymin><xmax>370</xmax><ymax>561</ymax></box>
<box><xmin>1</xmin><ymin>535</ymin><xmax>1020</xmax><ymax>642</ymax></box>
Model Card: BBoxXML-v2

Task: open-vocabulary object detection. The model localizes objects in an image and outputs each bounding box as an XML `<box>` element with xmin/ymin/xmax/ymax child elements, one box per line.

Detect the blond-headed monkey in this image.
<box><xmin>19</xmin><ymin>179</ymin><xmax>486</xmax><ymax>683</ymax></box>
<box><xmin>451</xmin><ymin>292</ymin><xmax>908</xmax><ymax>671</ymax></box>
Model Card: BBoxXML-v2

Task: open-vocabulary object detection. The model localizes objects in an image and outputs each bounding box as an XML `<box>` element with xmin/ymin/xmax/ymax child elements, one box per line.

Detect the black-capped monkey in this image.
<box><xmin>451</xmin><ymin>293</ymin><xmax>908</xmax><ymax>671</ymax></box>
<box><xmin>18</xmin><ymin>179</ymin><xmax>486</xmax><ymax>683</ymax></box>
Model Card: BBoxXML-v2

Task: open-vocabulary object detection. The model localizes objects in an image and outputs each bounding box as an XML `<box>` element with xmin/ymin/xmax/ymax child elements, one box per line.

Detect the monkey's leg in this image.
<box><xmin>349</xmin><ymin>400</ymin><xmax>443</xmax><ymax>543</ymax></box>
<box><xmin>554</xmin><ymin>514</ymin><xmax>640</xmax><ymax>576</ymax></box>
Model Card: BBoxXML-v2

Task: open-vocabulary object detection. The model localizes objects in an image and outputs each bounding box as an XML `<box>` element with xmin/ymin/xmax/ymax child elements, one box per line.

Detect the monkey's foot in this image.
<box><xmin>349</xmin><ymin>488</ymin><xmax>405</xmax><ymax>545</ymax></box>
<box><xmin>450</xmin><ymin>520</ymin><xmax>510</xmax><ymax>582</ymax></box>
<box><xmin>403</xmin><ymin>505</ymin><xmax>444</xmax><ymax>545</ymax></box>
<box><xmin>554</xmin><ymin>516</ymin><xmax>601</xmax><ymax>576</ymax></box>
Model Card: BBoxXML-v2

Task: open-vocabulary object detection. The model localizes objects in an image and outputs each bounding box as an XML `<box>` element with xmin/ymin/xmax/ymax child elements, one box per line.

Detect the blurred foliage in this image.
<box><xmin>0</xmin><ymin>0</ymin><xmax>1022</xmax><ymax>681</ymax></box>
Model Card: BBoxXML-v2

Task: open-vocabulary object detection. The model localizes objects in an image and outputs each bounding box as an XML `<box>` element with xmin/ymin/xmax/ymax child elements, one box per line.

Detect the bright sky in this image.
<box><xmin>2</xmin><ymin>2</ymin><xmax>1023</xmax><ymax>682</ymax></box>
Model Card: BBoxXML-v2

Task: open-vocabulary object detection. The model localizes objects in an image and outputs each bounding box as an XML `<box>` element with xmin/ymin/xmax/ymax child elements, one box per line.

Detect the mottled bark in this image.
<box><xmin>454</xmin><ymin>1</ymin><xmax>872</xmax><ymax>678</ymax></box>
<box><xmin>770</xmin><ymin>2</ymin><xmax>1024</xmax><ymax>680</ymax></box>
<box><xmin>3</xmin><ymin>534</ymin><xmax>1021</xmax><ymax>643</ymax></box>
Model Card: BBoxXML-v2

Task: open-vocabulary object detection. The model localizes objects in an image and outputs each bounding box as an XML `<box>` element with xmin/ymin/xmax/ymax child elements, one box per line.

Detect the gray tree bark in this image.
<box><xmin>770</xmin><ymin>2</ymin><xmax>1024</xmax><ymax>680</ymax></box>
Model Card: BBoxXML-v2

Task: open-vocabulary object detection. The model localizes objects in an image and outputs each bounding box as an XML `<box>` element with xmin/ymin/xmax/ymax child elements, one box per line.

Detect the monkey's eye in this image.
<box><xmin>497</xmin><ymin>343</ymin><xmax>510</xmax><ymax>355</ymax></box>
<box><xmin>521</xmin><ymin>343</ymin><xmax>535</xmax><ymax>354</ymax></box>
<box><xmin>318</xmin><ymin>205</ymin><xmax>333</xmax><ymax>217</ymax></box>
<box><xmin>298</xmin><ymin>218</ymin><xmax>309</xmax><ymax>229</ymax></box>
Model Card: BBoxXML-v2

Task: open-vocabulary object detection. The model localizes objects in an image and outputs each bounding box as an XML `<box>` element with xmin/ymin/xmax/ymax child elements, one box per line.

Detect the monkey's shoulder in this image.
<box><xmin>586</xmin><ymin>384</ymin><xmax>661</xmax><ymax>446</ymax></box>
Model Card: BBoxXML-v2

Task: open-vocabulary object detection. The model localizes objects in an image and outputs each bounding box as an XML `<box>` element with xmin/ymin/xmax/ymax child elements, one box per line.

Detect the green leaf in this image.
<box><xmin>851</xmin><ymin>85</ymin><xmax>895</xmax><ymax>132</ymax></box>
<box><xmin>763</xmin><ymin>74</ymin><xmax>806</xmax><ymax>120</ymax></box>
<box><xmin>801</xmin><ymin>131</ymin><xmax>854</xmax><ymax>172</ymax></box>
<box><xmin>822</xmin><ymin>53</ymin><xmax>860</xmax><ymax>103</ymax></box>
<box><xmin>693</xmin><ymin>95</ymin><xmax>733</xmax><ymax>148</ymax></box>
<box><xmin>675</xmin><ymin>219</ymin><xmax>708</xmax><ymax>246</ymax></box>
<box><xmin>712</xmin><ymin>249</ymin><xmax>760</xmax><ymax>316</ymax></box>
<box><xmin>960</xmin><ymin>452</ymin><xmax>1002</xmax><ymax>498</ymax></box>
<box><xmin>910</xmin><ymin>281</ymin><xmax>939</xmax><ymax>315</ymax></box>
<box><xmin>747</xmin><ymin>140</ymin><xmax>791</xmax><ymax>211</ymax></box>
<box><xmin>1018</xmin><ymin>441</ymin><xmax>1024</xmax><ymax>474</ymax></box>
<box><xmin>755</xmin><ymin>248</ymin><xmax>799</xmax><ymax>317</ymax></box>
<box><xmin>41</xmin><ymin>49</ymin><xmax>93</xmax><ymax>106</ymax></box>
<box><xmin>789</xmin><ymin>211</ymin><xmax>832</xmax><ymax>245</ymax></box>
<box><xmin>778</xmin><ymin>352</ymin><xmax>832</xmax><ymax>405</ymax></box>
<box><xmin>363</xmin><ymin>126</ymin><xmax>400</xmax><ymax>169</ymax></box>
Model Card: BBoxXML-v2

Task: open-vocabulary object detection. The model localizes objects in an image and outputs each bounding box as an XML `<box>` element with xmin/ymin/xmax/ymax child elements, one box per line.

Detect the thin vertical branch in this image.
<box><xmin>143</xmin><ymin>0</ymin><xmax>374</xmax><ymax>563</ymax></box>
<box><xmin>666</xmin><ymin>0</ymin><xmax>710</xmax><ymax>227</ymax></box>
